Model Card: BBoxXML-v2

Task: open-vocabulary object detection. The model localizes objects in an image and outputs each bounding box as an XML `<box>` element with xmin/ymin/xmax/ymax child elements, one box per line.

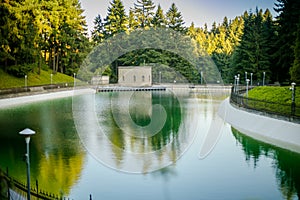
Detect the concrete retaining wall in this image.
<box><xmin>218</xmin><ymin>98</ymin><xmax>300</xmax><ymax>153</ymax></box>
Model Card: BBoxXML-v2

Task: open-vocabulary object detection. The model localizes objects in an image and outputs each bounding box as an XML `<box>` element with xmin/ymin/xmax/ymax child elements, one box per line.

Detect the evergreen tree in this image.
<box><xmin>133</xmin><ymin>0</ymin><xmax>156</xmax><ymax>28</ymax></box>
<box><xmin>274</xmin><ymin>0</ymin><xmax>300</xmax><ymax>83</ymax></box>
<box><xmin>290</xmin><ymin>20</ymin><xmax>300</xmax><ymax>83</ymax></box>
<box><xmin>230</xmin><ymin>9</ymin><xmax>274</xmax><ymax>84</ymax></box>
<box><xmin>152</xmin><ymin>4</ymin><xmax>166</xmax><ymax>28</ymax></box>
<box><xmin>104</xmin><ymin>0</ymin><xmax>128</xmax><ymax>37</ymax></box>
<box><xmin>92</xmin><ymin>14</ymin><xmax>105</xmax><ymax>44</ymax></box>
<box><xmin>128</xmin><ymin>8</ymin><xmax>139</xmax><ymax>31</ymax></box>
<box><xmin>166</xmin><ymin>3</ymin><xmax>186</xmax><ymax>33</ymax></box>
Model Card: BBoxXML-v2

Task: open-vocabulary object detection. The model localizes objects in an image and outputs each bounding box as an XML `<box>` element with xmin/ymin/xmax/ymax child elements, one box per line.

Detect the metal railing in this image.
<box><xmin>230</xmin><ymin>86</ymin><xmax>300</xmax><ymax>123</ymax></box>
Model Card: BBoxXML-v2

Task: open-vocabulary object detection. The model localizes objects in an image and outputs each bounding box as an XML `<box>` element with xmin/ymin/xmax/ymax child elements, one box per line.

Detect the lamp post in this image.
<box><xmin>263</xmin><ymin>72</ymin><xmax>266</xmax><ymax>86</ymax></box>
<box><xmin>25</xmin><ymin>75</ymin><xmax>27</xmax><ymax>89</ymax></box>
<box><xmin>236</xmin><ymin>76</ymin><xmax>240</xmax><ymax>93</ymax></box>
<box><xmin>246</xmin><ymin>79</ymin><xmax>250</xmax><ymax>98</ymax></box>
<box><xmin>245</xmin><ymin>72</ymin><xmax>247</xmax><ymax>84</ymax></box>
<box><xmin>19</xmin><ymin>128</ymin><xmax>36</xmax><ymax>200</ymax></box>
<box><xmin>50</xmin><ymin>73</ymin><xmax>53</xmax><ymax>85</ymax></box>
<box><xmin>159</xmin><ymin>71</ymin><xmax>161</xmax><ymax>84</ymax></box>
<box><xmin>73</xmin><ymin>73</ymin><xmax>76</xmax><ymax>87</ymax></box>
<box><xmin>200</xmin><ymin>71</ymin><xmax>203</xmax><ymax>85</ymax></box>
<box><xmin>250</xmin><ymin>73</ymin><xmax>253</xmax><ymax>87</ymax></box>
<box><xmin>291</xmin><ymin>82</ymin><xmax>296</xmax><ymax>116</ymax></box>
<box><xmin>234</xmin><ymin>75</ymin><xmax>237</xmax><ymax>93</ymax></box>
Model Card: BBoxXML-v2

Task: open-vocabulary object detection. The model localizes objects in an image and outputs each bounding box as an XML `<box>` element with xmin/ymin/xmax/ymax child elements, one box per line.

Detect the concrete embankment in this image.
<box><xmin>0</xmin><ymin>88</ymin><xmax>96</xmax><ymax>108</ymax></box>
<box><xmin>218</xmin><ymin>98</ymin><xmax>300</xmax><ymax>153</ymax></box>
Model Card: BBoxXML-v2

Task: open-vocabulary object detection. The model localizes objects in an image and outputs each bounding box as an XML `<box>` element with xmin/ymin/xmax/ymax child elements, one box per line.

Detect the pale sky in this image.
<box><xmin>79</xmin><ymin>0</ymin><xmax>277</xmax><ymax>35</ymax></box>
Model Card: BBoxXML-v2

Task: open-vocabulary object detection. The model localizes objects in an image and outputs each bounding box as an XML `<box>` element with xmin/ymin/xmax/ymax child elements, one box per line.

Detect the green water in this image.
<box><xmin>0</xmin><ymin>91</ymin><xmax>299</xmax><ymax>199</ymax></box>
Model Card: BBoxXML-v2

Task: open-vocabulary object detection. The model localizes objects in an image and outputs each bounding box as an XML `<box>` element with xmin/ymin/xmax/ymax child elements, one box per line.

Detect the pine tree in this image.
<box><xmin>133</xmin><ymin>0</ymin><xmax>156</xmax><ymax>28</ymax></box>
<box><xmin>104</xmin><ymin>0</ymin><xmax>128</xmax><ymax>37</ymax></box>
<box><xmin>166</xmin><ymin>3</ymin><xmax>186</xmax><ymax>33</ymax></box>
<box><xmin>152</xmin><ymin>4</ymin><xmax>166</xmax><ymax>28</ymax></box>
<box><xmin>92</xmin><ymin>14</ymin><xmax>105</xmax><ymax>44</ymax></box>
<box><xmin>290</xmin><ymin>20</ymin><xmax>300</xmax><ymax>83</ymax></box>
<box><xmin>274</xmin><ymin>0</ymin><xmax>300</xmax><ymax>83</ymax></box>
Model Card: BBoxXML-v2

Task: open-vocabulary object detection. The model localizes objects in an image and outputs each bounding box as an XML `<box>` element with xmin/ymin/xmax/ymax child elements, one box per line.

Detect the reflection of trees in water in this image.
<box><xmin>232</xmin><ymin>128</ymin><xmax>300</xmax><ymax>200</ymax></box>
<box><xmin>100</xmin><ymin>91</ymin><xmax>183</xmax><ymax>171</ymax></box>
<box><xmin>0</xmin><ymin>98</ymin><xmax>85</xmax><ymax>196</ymax></box>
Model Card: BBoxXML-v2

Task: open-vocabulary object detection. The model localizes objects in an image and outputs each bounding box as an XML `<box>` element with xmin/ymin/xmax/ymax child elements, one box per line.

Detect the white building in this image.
<box><xmin>118</xmin><ymin>66</ymin><xmax>152</xmax><ymax>87</ymax></box>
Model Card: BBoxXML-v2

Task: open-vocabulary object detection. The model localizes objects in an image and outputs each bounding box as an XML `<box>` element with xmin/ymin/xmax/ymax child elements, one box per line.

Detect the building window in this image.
<box><xmin>142</xmin><ymin>75</ymin><xmax>145</xmax><ymax>82</ymax></box>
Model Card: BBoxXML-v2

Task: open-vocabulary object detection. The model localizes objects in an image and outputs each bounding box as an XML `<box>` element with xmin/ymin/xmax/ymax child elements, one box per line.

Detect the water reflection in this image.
<box><xmin>73</xmin><ymin>90</ymin><xmax>199</xmax><ymax>173</ymax></box>
<box><xmin>0</xmin><ymin>98</ymin><xmax>85</xmax><ymax>196</ymax></box>
<box><xmin>232</xmin><ymin>128</ymin><xmax>300</xmax><ymax>200</ymax></box>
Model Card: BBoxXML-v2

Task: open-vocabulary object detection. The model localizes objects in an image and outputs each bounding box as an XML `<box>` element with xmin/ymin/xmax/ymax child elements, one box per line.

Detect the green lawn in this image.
<box><xmin>248</xmin><ymin>86</ymin><xmax>300</xmax><ymax>105</ymax></box>
<box><xmin>247</xmin><ymin>86</ymin><xmax>300</xmax><ymax>116</ymax></box>
<box><xmin>0</xmin><ymin>69</ymin><xmax>76</xmax><ymax>89</ymax></box>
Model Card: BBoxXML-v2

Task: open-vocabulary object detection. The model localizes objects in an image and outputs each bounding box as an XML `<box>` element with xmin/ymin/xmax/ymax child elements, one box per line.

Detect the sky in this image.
<box><xmin>79</xmin><ymin>0</ymin><xmax>277</xmax><ymax>35</ymax></box>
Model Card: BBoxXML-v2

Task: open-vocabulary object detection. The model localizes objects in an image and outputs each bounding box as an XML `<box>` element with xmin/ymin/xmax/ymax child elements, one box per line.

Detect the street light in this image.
<box><xmin>19</xmin><ymin>128</ymin><xmax>36</xmax><ymax>200</ymax></box>
<box><xmin>73</xmin><ymin>73</ymin><xmax>76</xmax><ymax>87</ymax></box>
<box><xmin>246</xmin><ymin>79</ymin><xmax>250</xmax><ymax>98</ymax></box>
<box><xmin>290</xmin><ymin>82</ymin><xmax>296</xmax><ymax>116</ymax></box>
<box><xmin>50</xmin><ymin>73</ymin><xmax>53</xmax><ymax>85</ymax></box>
<box><xmin>236</xmin><ymin>76</ymin><xmax>240</xmax><ymax>92</ymax></box>
<box><xmin>25</xmin><ymin>75</ymin><xmax>27</xmax><ymax>89</ymax></box>
<box><xmin>250</xmin><ymin>73</ymin><xmax>253</xmax><ymax>87</ymax></box>
<box><xmin>263</xmin><ymin>72</ymin><xmax>266</xmax><ymax>86</ymax></box>
<box><xmin>159</xmin><ymin>71</ymin><xmax>161</xmax><ymax>84</ymax></box>
<box><xmin>245</xmin><ymin>72</ymin><xmax>247</xmax><ymax>83</ymax></box>
<box><xmin>234</xmin><ymin>75</ymin><xmax>237</xmax><ymax>93</ymax></box>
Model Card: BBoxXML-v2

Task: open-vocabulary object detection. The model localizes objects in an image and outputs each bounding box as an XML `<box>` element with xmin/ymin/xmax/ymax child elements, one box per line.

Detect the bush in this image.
<box><xmin>6</xmin><ymin>63</ymin><xmax>35</xmax><ymax>78</ymax></box>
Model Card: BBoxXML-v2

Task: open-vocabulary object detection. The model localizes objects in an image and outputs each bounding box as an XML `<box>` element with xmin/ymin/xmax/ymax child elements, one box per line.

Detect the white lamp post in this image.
<box><xmin>73</xmin><ymin>73</ymin><xmax>76</xmax><ymax>87</ymax></box>
<box><xmin>250</xmin><ymin>73</ymin><xmax>253</xmax><ymax>87</ymax></box>
<box><xmin>263</xmin><ymin>72</ymin><xmax>266</xmax><ymax>86</ymax></box>
<box><xmin>245</xmin><ymin>72</ymin><xmax>247</xmax><ymax>83</ymax></box>
<box><xmin>19</xmin><ymin>128</ymin><xmax>36</xmax><ymax>200</ymax></box>
<box><xmin>51</xmin><ymin>73</ymin><xmax>53</xmax><ymax>85</ymax></box>
<box><xmin>159</xmin><ymin>71</ymin><xmax>161</xmax><ymax>84</ymax></box>
<box><xmin>25</xmin><ymin>75</ymin><xmax>27</xmax><ymax>89</ymax></box>
<box><xmin>237</xmin><ymin>76</ymin><xmax>240</xmax><ymax>92</ymax></box>
<box><xmin>234</xmin><ymin>75</ymin><xmax>237</xmax><ymax>93</ymax></box>
<box><xmin>246</xmin><ymin>79</ymin><xmax>250</xmax><ymax>98</ymax></box>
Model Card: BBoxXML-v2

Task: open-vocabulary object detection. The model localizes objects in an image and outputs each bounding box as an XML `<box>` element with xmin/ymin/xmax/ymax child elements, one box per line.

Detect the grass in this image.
<box><xmin>0</xmin><ymin>69</ymin><xmax>76</xmax><ymax>89</ymax></box>
<box><xmin>248</xmin><ymin>86</ymin><xmax>300</xmax><ymax>105</ymax></box>
<box><xmin>246</xmin><ymin>86</ymin><xmax>300</xmax><ymax>116</ymax></box>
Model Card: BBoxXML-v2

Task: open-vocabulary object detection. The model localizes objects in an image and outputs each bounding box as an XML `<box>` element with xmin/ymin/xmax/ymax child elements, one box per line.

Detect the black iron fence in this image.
<box><xmin>230</xmin><ymin>86</ymin><xmax>300</xmax><ymax>122</ymax></box>
<box><xmin>0</xmin><ymin>168</ymin><xmax>70</xmax><ymax>200</ymax></box>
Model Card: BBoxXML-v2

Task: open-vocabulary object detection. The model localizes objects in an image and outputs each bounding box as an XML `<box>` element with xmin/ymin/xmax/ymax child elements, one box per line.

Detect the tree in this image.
<box><xmin>166</xmin><ymin>3</ymin><xmax>186</xmax><ymax>33</ymax></box>
<box><xmin>290</xmin><ymin>20</ymin><xmax>300</xmax><ymax>84</ymax></box>
<box><xmin>152</xmin><ymin>4</ymin><xmax>166</xmax><ymax>28</ymax></box>
<box><xmin>133</xmin><ymin>0</ymin><xmax>156</xmax><ymax>28</ymax></box>
<box><xmin>104</xmin><ymin>0</ymin><xmax>128</xmax><ymax>38</ymax></box>
<box><xmin>92</xmin><ymin>14</ymin><xmax>105</xmax><ymax>44</ymax></box>
<box><xmin>274</xmin><ymin>0</ymin><xmax>300</xmax><ymax>83</ymax></box>
<box><xmin>230</xmin><ymin>9</ymin><xmax>274</xmax><ymax>84</ymax></box>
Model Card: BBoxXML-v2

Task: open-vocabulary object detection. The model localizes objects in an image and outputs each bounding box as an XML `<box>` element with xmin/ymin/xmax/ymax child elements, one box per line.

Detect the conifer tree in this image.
<box><xmin>92</xmin><ymin>14</ymin><xmax>105</xmax><ymax>44</ymax></box>
<box><xmin>133</xmin><ymin>0</ymin><xmax>156</xmax><ymax>28</ymax></box>
<box><xmin>166</xmin><ymin>3</ymin><xmax>186</xmax><ymax>33</ymax></box>
<box><xmin>104</xmin><ymin>0</ymin><xmax>128</xmax><ymax>37</ymax></box>
<box><xmin>152</xmin><ymin>4</ymin><xmax>166</xmax><ymax>28</ymax></box>
<box><xmin>274</xmin><ymin>0</ymin><xmax>300</xmax><ymax>82</ymax></box>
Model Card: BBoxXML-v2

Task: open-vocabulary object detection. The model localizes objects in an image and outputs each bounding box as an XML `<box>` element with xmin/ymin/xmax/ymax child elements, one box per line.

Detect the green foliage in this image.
<box><xmin>133</xmin><ymin>0</ymin><xmax>156</xmax><ymax>28</ymax></box>
<box><xmin>274</xmin><ymin>0</ymin><xmax>300</xmax><ymax>82</ymax></box>
<box><xmin>0</xmin><ymin>0</ymin><xmax>90</xmax><ymax>78</ymax></box>
<box><xmin>290</xmin><ymin>20</ymin><xmax>300</xmax><ymax>84</ymax></box>
<box><xmin>230</xmin><ymin>9</ymin><xmax>275</xmax><ymax>84</ymax></box>
<box><xmin>6</xmin><ymin>63</ymin><xmax>34</xmax><ymax>78</ymax></box>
